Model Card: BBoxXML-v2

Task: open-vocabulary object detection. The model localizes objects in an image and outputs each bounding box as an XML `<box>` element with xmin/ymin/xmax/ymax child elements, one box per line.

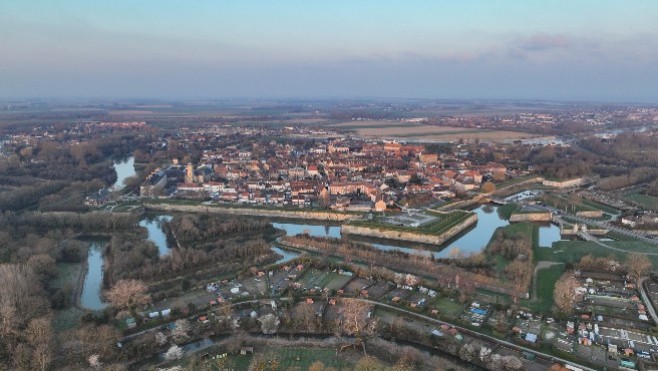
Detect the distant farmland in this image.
<box><xmin>352</xmin><ymin>124</ymin><xmax>535</xmax><ymax>142</ymax></box>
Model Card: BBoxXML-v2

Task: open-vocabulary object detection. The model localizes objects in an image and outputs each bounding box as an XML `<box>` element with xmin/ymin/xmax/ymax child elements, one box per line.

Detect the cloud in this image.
<box><xmin>516</xmin><ymin>33</ymin><xmax>572</xmax><ymax>51</ymax></box>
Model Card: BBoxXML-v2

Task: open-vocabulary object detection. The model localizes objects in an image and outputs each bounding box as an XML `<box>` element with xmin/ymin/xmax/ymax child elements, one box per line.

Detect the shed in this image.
<box><xmin>240</xmin><ymin>347</ymin><xmax>254</xmax><ymax>355</ymax></box>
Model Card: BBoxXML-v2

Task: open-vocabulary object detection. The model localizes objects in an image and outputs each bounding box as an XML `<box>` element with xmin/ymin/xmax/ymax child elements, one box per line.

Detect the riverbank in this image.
<box><xmin>144</xmin><ymin>202</ymin><xmax>359</xmax><ymax>221</ymax></box>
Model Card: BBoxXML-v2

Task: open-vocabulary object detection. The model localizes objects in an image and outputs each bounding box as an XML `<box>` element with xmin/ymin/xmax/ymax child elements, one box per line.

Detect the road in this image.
<box><xmin>355</xmin><ymin>298</ymin><xmax>598</xmax><ymax>371</ymax></box>
<box><xmin>638</xmin><ymin>277</ymin><xmax>658</xmax><ymax>324</ymax></box>
<box><xmin>533</xmin><ymin>204</ymin><xmax>658</xmax><ymax>246</ymax></box>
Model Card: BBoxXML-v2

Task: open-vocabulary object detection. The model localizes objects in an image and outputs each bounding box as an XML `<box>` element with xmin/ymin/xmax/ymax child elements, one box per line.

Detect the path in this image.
<box><xmin>638</xmin><ymin>277</ymin><xmax>658</xmax><ymax>324</ymax></box>
<box><xmin>531</xmin><ymin>261</ymin><xmax>564</xmax><ymax>301</ymax></box>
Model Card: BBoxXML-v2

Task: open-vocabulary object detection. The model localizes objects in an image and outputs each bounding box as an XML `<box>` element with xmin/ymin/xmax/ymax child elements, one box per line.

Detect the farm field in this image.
<box><xmin>353</xmin><ymin>125</ymin><xmax>535</xmax><ymax>142</ymax></box>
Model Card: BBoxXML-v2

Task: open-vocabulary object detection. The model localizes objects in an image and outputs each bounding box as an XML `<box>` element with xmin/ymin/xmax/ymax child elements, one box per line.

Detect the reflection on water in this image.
<box><xmin>272</xmin><ymin>222</ymin><xmax>341</xmax><ymax>238</ymax></box>
<box><xmin>111</xmin><ymin>156</ymin><xmax>136</xmax><ymax>191</ymax></box>
<box><xmin>271</xmin><ymin>246</ymin><xmax>301</xmax><ymax>264</ymax></box>
<box><xmin>140</xmin><ymin>215</ymin><xmax>173</xmax><ymax>256</ymax></box>
<box><xmin>80</xmin><ymin>240</ymin><xmax>108</xmax><ymax>310</ymax></box>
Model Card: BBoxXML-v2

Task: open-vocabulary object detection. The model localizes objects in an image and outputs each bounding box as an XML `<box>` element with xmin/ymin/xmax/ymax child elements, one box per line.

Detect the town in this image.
<box><xmin>2</xmin><ymin>99</ymin><xmax>658</xmax><ymax>370</ymax></box>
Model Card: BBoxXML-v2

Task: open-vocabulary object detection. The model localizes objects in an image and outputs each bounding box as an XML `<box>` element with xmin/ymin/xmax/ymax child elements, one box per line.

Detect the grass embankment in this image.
<box><xmin>625</xmin><ymin>191</ymin><xmax>658</xmax><ymax>212</ymax></box>
<box><xmin>349</xmin><ymin>210</ymin><xmax>472</xmax><ymax>236</ymax></box>
<box><xmin>521</xmin><ymin>264</ymin><xmax>565</xmax><ymax>314</ymax></box>
<box><xmin>485</xmin><ymin>222</ymin><xmax>534</xmax><ymax>275</ymax></box>
<box><xmin>534</xmin><ymin>240</ymin><xmax>658</xmax><ymax>266</ymax></box>
<box><xmin>51</xmin><ymin>263</ymin><xmax>86</xmax><ymax>332</ymax></box>
<box><xmin>496</xmin><ymin>204</ymin><xmax>518</xmax><ymax>220</ymax></box>
<box><xmin>163</xmin><ymin>346</ymin><xmax>353</xmax><ymax>370</ymax></box>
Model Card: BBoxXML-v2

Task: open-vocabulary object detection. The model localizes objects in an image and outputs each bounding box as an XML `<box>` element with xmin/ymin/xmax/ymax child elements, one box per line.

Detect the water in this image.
<box><xmin>140</xmin><ymin>215</ymin><xmax>173</xmax><ymax>256</ymax></box>
<box><xmin>504</xmin><ymin>190</ymin><xmax>542</xmax><ymax>203</ymax></box>
<box><xmin>111</xmin><ymin>156</ymin><xmax>136</xmax><ymax>190</ymax></box>
<box><xmin>80</xmin><ymin>240</ymin><xmax>108</xmax><ymax>310</ymax></box>
<box><xmin>538</xmin><ymin>223</ymin><xmax>562</xmax><ymax>248</ymax></box>
<box><xmin>271</xmin><ymin>246</ymin><xmax>301</xmax><ymax>264</ymax></box>
<box><xmin>272</xmin><ymin>222</ymin><xmax>341</xmax><ymax>238</ymax></box>
<box><xmin>367</xmin><ymin>205</ymin><xmax>508</xmax><ymax>258</ymax></box>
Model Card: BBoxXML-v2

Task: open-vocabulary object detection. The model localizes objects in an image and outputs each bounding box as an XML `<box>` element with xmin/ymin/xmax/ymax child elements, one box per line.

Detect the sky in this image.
<box><xmin>2</xmin><ymin>1</ymin><xmax>658</xmax><ymax>102</ymax></box>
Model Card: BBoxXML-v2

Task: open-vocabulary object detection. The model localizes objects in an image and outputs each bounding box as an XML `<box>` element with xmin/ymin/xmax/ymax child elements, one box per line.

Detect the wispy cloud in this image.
<box><xmin>516</xmin><ymin>33</ymin><xmax>572</xmax><ymax>51</ymax></box>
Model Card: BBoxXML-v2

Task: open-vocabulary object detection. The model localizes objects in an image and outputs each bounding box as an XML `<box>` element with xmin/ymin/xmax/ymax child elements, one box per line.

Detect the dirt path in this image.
<box><xmin>531</xmin><ymin>261</ymin><xmax>564</xmax><ymax>301</ymax></box>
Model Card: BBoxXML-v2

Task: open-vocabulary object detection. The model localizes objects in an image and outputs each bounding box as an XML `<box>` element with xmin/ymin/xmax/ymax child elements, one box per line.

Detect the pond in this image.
<box><xmin>80</xmin><ymin>240</ymin><xmax>108</xmax><ymax>310</ymax></box>
<box><xmin>111</xmin><ymin>156</ymin><xmax>136</xmax><ymax>190</ymax></box>
<box><xmin>538</xmin><ymin>223</ymin><xmax>562</xmax><ymax>248</ymax></box>
<box><xmin>140</xmin><ymin>215</ymin><xmax>174</xmax><ymax>256</ymax></box>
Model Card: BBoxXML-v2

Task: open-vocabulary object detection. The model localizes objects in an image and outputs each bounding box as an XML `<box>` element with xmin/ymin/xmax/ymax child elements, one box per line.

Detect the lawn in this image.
<box><xmin>53</xmin><ymin>307</ymin><xmax>85</xmax><ymax>333</ymax></box>
<box><xmin>521</xmin><ymin>263</ymin><xmax>565</xmax><ymax>314</ymax></box>
<box><xmin>317</xmin><ymin>272</ymin><xmax>353</xmax><ymax>291</ymax></box>
<box><xmin>534</xmin><ymin>240</ymin><xmax>658</xmax><ymax>266</ymax></box>
<box><xmin>50</xmin><ymin>262</ymin><xmax>83</xmax><ymax>290</ymax></box>
<box><xmin>625</xmin><ymin>192</ymin><xmax>658</xmax><ymax>212</ymax></box>
<box><xmin>259</xmin><ymin>347</ymin><xmax>354</xmax><ymax>370</ymax></box>
<box><xmin>350</xmin><ymin>210</ymin><xmax>472</xmax><ymax>236</ymax></box>
<box><xmin>496</xmin><ymin>203</ymin><xmax>518</xmax><ymax>220</ymax></box>
<box><xmin>485</xmin><ymin>222</ymin><xmax>535</xmax><ymax>275</ymax></box>
<box><xmin>428</xmin><ymin>297</ymin><xmax>464</xmax><ymax>320</ymax></box>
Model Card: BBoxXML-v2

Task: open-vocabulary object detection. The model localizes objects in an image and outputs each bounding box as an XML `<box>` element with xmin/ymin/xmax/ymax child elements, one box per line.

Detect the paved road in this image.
<box><xmin>355</xmin><ymin>298</ymin><xmax>597</xmax><ymax>371</ymax></box>
<box><xmin>638</xmin><ymin>277</ymin><xmax>658</xmax><ymax>324</ymax></box>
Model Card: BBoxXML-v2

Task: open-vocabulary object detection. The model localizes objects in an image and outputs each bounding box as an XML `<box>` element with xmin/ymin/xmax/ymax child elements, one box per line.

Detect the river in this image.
<box><xmin>80</xmin><ymin>240</ymin><xmax>108</xmax><ymax>310</ymax></box>
<box><xmin>111</xmin><ymin>156</ymin><xmax>136</xmax><ymax>191</ymax></box>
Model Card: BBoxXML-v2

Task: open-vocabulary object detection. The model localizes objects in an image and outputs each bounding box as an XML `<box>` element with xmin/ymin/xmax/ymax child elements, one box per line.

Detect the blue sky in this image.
<box><xmin>2</xmin><ymin>1</ymin><xmax>658</xmax><ymax>102</ymax></box>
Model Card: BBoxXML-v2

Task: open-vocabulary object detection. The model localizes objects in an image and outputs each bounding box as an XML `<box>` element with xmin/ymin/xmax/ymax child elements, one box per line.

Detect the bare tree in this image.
<box><xmin>165</xmin><ymin>345</ymin><xmax>184</xmax><ymax>360</ymax></box>
<box><xmin>553</xmin><ymin>272</ymin><xmax>579</xmax><ymax>314</ymax></box>
<box><xmin>627</xmin><ymin>253</ymin><xmax>652</xmax><ymax>282</ymax></box>
<box><xmin>26</xmin><ymin>317</ymin><xmax>54</xmax><ymax>371</ymax></box>
<box><xmin>258</xmin><ymin>314</ymin><xmax>280</xmax><ymax>335</ymax></box>
<box><xmin>105</xmin><ymin>279</ymin><xmax>151</xmax><ymax>310</ymax></box>
<box><xmin>172</xmin><ymin>319</ymin><xmax>190</xmax><ymax>343</ymax></box>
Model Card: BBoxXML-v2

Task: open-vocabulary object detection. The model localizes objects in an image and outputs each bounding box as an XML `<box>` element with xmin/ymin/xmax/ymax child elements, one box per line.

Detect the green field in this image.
<box><xmin>428</xmin><ymin>297</ymin><xmax>464</xmax><ymax>319</ymax></box>
<box><xmin>350</xmin><ymin>210</ymin><xmax>472</xmax><ymax>236</ymax></box>
<box><xmin>521</xmin><ymin>264</ymin><xmax>565</xmax><ymax>314</ymax></box>
<box><xmin>156</xmin><ymin>346</ymin><xmax>355</xmax><ymax>370</ymax></box>
<box><xmin>625</xmin><ymin>191</ymin><xmax>658</xmax><ymax>212</ymax></box>
<box><xmin>535</xmin><ymin>240</ymin><xmax>658</xmax><ymax>266</ymax></box>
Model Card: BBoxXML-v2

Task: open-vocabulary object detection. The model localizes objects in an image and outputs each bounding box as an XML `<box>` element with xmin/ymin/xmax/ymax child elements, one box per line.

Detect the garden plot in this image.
<box><xmin>343</xmin><ymin>277</ymin><xmax>375</xmax><ymax>296</ymax></box>
<box><xmin>366</xmin><ymin>281</ymin><xmax>395</xmax><ymax>299</ymax></box>
<box><xmin>317</xmin><ymin>271</ymin><xmax>353</xmax><ymax>291</ymax></box>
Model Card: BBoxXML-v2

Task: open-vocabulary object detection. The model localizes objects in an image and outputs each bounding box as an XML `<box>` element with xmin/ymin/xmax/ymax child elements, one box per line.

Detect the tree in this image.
<box><xmin>337</xmin><ymin>299</ymin><xmax>373</xmax><ymax>337</ymax></box>
<box><xmin>26</xmin><ymin>254</ymin><xmax>57</xmax><ymax>280</ymax></box>
<box><xmin>481</xmin><ymin>182</ymin><xmax>496</xmax><ymax>193</ymax></box>
<box><xmin>26</xmin><ymin>317</ymin><xmax>54</xmax><ymax>371</ymax></box>
<box><xmin>258</xmin><ymin>314</ymin><xmax>280</xmax><ymax>335</ymax></box>
<box><xmin>105</xmin><ymin>279</ymin><xmax>151</xmax><ymax>310</ymax></box>
<box><xmin>172</xmin><ymin>319</ymin><xmax>190</xmax><ymax>343</ymax></box>
<box><xmin>354</xmin><ymin>355</ymin><xmax>384</xmax><ymax>371</ymax></box>
<box><xmin>88</xmin><ymin>354</ymin><xmax>102</xmax><ymax>369</ymax></box>
<box><xmin>155</xmin><ymin>332</ymin><xmax>168</xmax><ymax>346</ymax></box>
<box><xmin>165</xmin><ymin>345</ymin><xmax>184</xmax><ymax>360</ymax></box>
<box><xmin>626</xmin><ymin>253</ymin><xmax>652</xmax><ymax>282</ymax></box>
<box><xmin>553</xmin><ymin>272</ymin><xmax>579</xmax><ymax>314</ymax></box>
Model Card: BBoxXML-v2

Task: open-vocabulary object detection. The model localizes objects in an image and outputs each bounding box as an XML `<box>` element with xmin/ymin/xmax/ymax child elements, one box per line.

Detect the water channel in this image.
<box><xmin>80</xmin><ymin>240</ymin><xmax>108</xmax><ymax>310</ymax></box>
<box><xmin>81</xmin><ymin>204</ymin><xmax>561</xmax><ymax>309</ymax></box>
<box><xmin>140</xmin><ymin>215</ymin><xmax>174</xmax><ymax>256</ymax></box>
<box><xmin>111</xmin><ymin>156</ymin><xmax>136</xmax><ymax>191</ymax></box>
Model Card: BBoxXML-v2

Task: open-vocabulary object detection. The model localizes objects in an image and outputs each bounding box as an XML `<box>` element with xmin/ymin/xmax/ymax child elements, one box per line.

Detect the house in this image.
<box><xmin>240</xmin><ymin>347</ymin><xmax>254</xmax><ymax>355</ymax></box>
